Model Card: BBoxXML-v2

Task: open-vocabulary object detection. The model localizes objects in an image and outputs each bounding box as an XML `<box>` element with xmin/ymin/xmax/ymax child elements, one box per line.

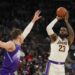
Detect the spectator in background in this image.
<box><xmin>67</xmin><ymin>42</ymin><xmax>75</xmax><ymax>75</ymax></box>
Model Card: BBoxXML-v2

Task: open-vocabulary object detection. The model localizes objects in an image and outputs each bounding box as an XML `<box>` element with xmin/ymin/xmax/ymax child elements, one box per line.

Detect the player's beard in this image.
<box><xmin>59</xmin><ymin>34</ymin><xmax>68</xmax><ymax>39</ymax></box>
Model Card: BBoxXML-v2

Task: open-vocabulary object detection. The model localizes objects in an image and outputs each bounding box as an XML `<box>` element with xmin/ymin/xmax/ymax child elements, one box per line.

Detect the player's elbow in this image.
<box><xmin>46</xmin><ymin>25</ymin><xmax>50</xmax><ymax>33</ymax></box>
<box><xmin>46</xmin><ymin>26</ymin><xmax>54</xmax><ymax>35</ymax></box>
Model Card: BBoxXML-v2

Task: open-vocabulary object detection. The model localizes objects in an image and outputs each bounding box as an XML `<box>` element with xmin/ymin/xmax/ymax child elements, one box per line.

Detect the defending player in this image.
<box><xmin>0</xmin><ymin>10</ymin><xmax>41</xmax><ymax>75</ymax></box>
<box><xmin>45</xmin><ymin>11</ymin><xmax>74</xmax><ymax>75</ymax></box>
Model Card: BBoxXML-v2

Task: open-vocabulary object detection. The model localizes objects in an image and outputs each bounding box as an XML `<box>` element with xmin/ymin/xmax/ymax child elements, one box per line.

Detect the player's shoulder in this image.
<box><xmin>6</xmin><ymin>41</ymin><xmax>16</xmax><ymax>48</ymax></box>
<box><xmin>58</xmin><ymin>36</ymin><xmax>67</xmax><ymax>40</ymax></box>
<box><xmin>58</xmin><ymin>36</ymin><xmax>68</xmax><ymax>43</ymax></box>
<box><xmin>57</xmin><ymin>36</ymin><xmax>62</xmax><ymax>39</ymax></box>
<box><xmin>55</xmin><ymin>36</ymin><xmax>60</xmax><ymax>41</ymax></box>
<box><xmin>6</xmin><ymin>41</ymin><xmax>16</xmax><ymax>52</ymax></box>
<box><xmin>6</xmin><ymin>40</ymin><xmax>14</xmax><ymax>44</ymax></box>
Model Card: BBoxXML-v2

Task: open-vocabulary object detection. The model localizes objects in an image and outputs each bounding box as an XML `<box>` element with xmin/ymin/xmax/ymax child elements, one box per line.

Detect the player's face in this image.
<box><xmin>59</xmin><ymin>27</ymin><xmax>68</xmax><ymax>38</ymax></box>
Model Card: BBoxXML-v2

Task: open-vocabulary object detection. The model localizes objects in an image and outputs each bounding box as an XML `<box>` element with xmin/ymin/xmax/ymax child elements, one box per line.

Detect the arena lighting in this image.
<box><xmin>73</xmin><ymin>53</ymin><xmax>75</xmax><ymax>56</ymax></box>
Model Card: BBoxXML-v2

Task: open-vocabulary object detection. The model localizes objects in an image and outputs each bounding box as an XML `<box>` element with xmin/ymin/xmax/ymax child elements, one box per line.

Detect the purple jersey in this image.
<box><xmin>0</xmin><ymin>44</ymin><xmax>21</xmax><ymax>75</ymax></box>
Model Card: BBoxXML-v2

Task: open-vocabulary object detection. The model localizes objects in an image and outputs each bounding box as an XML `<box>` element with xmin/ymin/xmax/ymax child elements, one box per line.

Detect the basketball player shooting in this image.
<box><xmin>45</xmin><ymin>8</ymin><xmax>74</xmax><ymax>75</ymax></box>
<box><xmin>0</xmin><ymin>10</ymin><xmax>41</xmax><ymax>75</ymax></box>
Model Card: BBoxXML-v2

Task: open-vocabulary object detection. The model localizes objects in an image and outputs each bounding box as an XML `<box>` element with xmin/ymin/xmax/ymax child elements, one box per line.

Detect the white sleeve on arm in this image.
<box><xmin>46</xmin><ymin>18</ymin><xmax>58</xmax><ymax>35</ymax></box>
<box><xmin>22</xmin><ymin>22</ymin><xmax>34</xmax><ymax>39</ymax></box>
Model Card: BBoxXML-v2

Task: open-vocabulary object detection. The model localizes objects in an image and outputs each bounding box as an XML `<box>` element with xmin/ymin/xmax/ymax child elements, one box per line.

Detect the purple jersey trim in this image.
<box><xmin>0</xmin><ymin>44</ymin><xmax>21</xmax><ymax>73</ymax></box>
<box><xmin>45</xmin><ymin>61</ymin><xmax>51</xmax><ymax>75</ymax></box>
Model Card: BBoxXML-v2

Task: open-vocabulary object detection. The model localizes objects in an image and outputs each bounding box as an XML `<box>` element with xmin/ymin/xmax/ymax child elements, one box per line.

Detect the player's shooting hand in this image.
<box><xmin>56</xmin><ymin>16</ymin><xmax>62</xmax><ymax>20</ymax></box>
<box><xmin>32</xmin><ymin>10</ymin><xmax>42</xmax><ymax>23</ymax></box>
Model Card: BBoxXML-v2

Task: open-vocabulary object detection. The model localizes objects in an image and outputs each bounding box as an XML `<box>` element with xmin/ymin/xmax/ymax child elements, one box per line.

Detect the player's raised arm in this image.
<box><xmin>46</xmin><ymin>17</ymin><xmax>61</xmax><ymax>43</ymax></box>
<box><xmin>64</xmin><ymin>12</ymin><xmax>74</xmax><ymax>45</ymax></box>
<box><xmin>21</xmin><ymin>10</ymin><xmax>41</xmax><ymax>40</ymax></box>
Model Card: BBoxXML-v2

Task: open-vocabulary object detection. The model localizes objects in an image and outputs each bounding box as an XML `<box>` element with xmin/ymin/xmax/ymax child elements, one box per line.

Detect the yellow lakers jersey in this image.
<box><xmin>48</xmin><ymin>36</ymin><xmax>69</xmax><ymax>62</ymax></box>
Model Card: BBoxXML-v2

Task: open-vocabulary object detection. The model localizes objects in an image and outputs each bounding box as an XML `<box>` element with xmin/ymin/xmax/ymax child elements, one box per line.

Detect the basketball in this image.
<box><xmin>56</xmin><ymin>7</ymin><xmax>67</xmax><ymax>18</ymax></box>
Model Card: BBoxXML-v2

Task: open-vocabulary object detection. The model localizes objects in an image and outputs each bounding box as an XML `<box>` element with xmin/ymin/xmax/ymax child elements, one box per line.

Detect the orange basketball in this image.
<box><xmin>56</xmin><ymin>7</ymin><xmax>67</xmax><ymax>18</ymax></box>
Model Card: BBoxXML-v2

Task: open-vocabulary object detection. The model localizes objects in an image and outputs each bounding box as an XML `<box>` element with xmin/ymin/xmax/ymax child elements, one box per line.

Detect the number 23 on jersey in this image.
<box><xmin>59</xmin><ymin>45</ymin><xmax>66</xmax><ymax>52</ymax></box>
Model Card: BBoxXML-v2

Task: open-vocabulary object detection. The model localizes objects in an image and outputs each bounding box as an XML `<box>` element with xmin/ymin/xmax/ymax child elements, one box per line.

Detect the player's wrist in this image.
<box><xmin>31</xmin><ymin>19</ymin><xmax>36</xmax><ymax>24</ymax></box>
<box><xmin>55</xmin><ymin>17</ymin><xmax>58</xmax><ymax>21</ymax></box>
<box><xmin>31</xmin><ymin>21</ymin><xmax>34</xmax><ymax>24</ymax></box>
<box><xmin>53</xmin><ymin>18</ymin><xmax>58</xmax><ymax>23</ymax></box>
<box><xmin>65</xmin><ymin>19</ymin><xmax>68</xmax><ymax>23</ymax></box>
<box><xmin>56</xmin><ymin>16</ymin><xmax>62</xmax><ymax>20</ymax></box>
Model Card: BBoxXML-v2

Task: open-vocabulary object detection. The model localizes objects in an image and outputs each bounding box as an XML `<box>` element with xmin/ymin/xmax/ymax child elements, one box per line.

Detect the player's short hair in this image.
<box><xmin>10</xmin><ymin>28</ymin><xmax>22</xmax><ymax>39</ymax></box>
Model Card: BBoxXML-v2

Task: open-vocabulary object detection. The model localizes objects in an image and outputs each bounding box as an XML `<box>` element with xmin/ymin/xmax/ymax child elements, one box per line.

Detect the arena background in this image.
<box><xmin>0</xmin><ymin>0</ymin><xmax>75</xmax><ymax>75</ymax></box>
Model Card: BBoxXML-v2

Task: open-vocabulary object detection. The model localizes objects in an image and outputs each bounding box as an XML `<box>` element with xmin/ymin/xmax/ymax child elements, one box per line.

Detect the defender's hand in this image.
<box><xmin>32</xmin><ymin>10</ymin><xmax>42</xmax><ymax>23</ymax></box>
